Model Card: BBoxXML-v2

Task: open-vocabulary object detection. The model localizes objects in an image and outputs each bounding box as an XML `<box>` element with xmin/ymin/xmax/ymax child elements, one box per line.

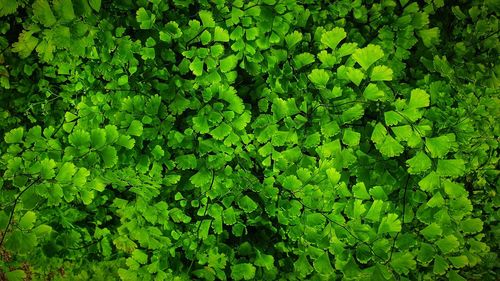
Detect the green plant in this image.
<box><xmin>0</xmin><ymin>0</ymin><xmax>498</xmax><ymax>280</ymax></box>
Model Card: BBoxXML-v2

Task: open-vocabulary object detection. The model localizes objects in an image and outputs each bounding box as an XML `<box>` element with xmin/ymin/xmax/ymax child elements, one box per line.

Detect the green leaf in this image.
<box><xmin>214</xmin><ymin>26</ymin><xmax>229</xmax><ymax>42</ymax></box>
<box><xmin>136</xmin><ymin>8</ymin><xmax>155</xmax><ymax>29</ymax></box>
<box><xmin>363</xmin><ymin>83</ymin><xmax>385</xmax><ymax>101</ymax></box>
<box><xmin>0</xmin><ymin>0</ymin><xmax>18</xmax><ymax>17</ymax></box>
<box><xmin>219</xmin><ymin>86</ymin><xmax>244</xmax><ymax>114</ymax></box>
<box><xmin>53</xmin><ymin>0</ymin><xmax>75</xmax><ymax>21</ymax></box>
<box><xmin>238</xmin><ymin>195</ymin><xmax>258</xmax><ymax>213</ymax></box>
<box><xmin>5</xmin><ymin>127</ymin><xmax>24</xmax><ymax>143</ymax></box>
<box><xmin>200</xmin><ymin>30</ymin><xmax>212</xmax><ymax>45</ymax></box>
<box><xmin>210</xmin><ymin>122</ymin><xmax>232</xmax><ymax>140</ymax></box>
<box><xmin>5</xmin><ymin>270</ymin><xmax>26</xmax><ymax>281</ymax></box>
<box><xmin>190</xmin><ymin>57</ymin><xmax>204</xmax><ymax>76</ymax></box>
<box><xmin>436</xmin><ymin>235</ymin><xmax>460</xmax><ymax>254</ymax></box>
<box><xmin>378</xmin><ymin>213</ymin><xmax>401</xmax><ymax>234</ymax></box>
<box><xmin>390</xmin><ymin>252</ymin><xmax>416</xmax><ymax>275</ymax></box>
<box><xmin>127</xmin><ymin>120</ymin><xmax>143</xmax><ymax>136</ymax></box>
<box><xmin>90</xmin><ymin>128</ymin><xmax>107</xmax><ymax>148</ymax></box>
<box><xmin>294</xmin><ymin>52</ymin><xmax>315</xmax><ymax>69</ymax></box>
<box><xmin>89</xmin><ymin>0</ymin><xmax>101</xmax><ymax>12</ymax></box>
<box><xmin>19</xmin><ymin>211</ymin><xmax>36</xmax><ymax>230</ymax></box>
<box><xmin>352</xmin><ymin>44</ymin><xmax>384</xmax><ymax>70</ymax></box>
<box><xmin>285</xmin><ymin>30</ymin><xmax>302</xmax><ymax>49</ymax></box>
<box><xmin>313</xmin><ymin>252</ymin><xmax>334</xmax><ymax>276</ymax></box>
<box><xmin>176</xmin><ymin>154</ymin><xmax>197</xmax><ymax>169</ymax></box>
<box><xmin>377</xmin><ymin>135</ymin><xmax>404</xmax><ymax>158</ymax></box>
<box><xmin>421</xmin><ymin>223</ymin><xmax>443</xmax><ymax>240</ymax></box>
<box><xmin>436</xmin><ymin>159</ymin><xmax>466</xmax><ymax>177</ymax></box>
<box><xmin>56</xmin><ymin>162</ymin><xmax>76</xmax><ymax>183</ymax></box>
<box><xmin>40</xmin><ymin>159</ymin><xmax>56</xmax><ymax>179</ymax></box>
<box><xmin>346</xmin><ymin>67</ymin><xmax>364</xmax><ymax>86</ymax></box>
<box><xmin>12</xmin><ymin>30</ymin><xmax>39</xmax><ymax>58</ymax></box>
<box><xmin>101</xmin><ymin>146</ymin><xmax>117</xmax><ymax>168</ymax></box>
<box><xmin>33</xmin><ymin>0</ymin><xmax>56</xmax><ymax>27</ymax></box>
<box><xmin>255</xmin><ymin>250</ymin><xmax>275</xmax><ymax>270</ymax></box>
<box><xmin>426</xmin><ymin>135</ymin><xmax>453</xmax><ymax>158</ymax></box>
<box><xmin>326</xmin><ymin>168</ymin><xmax>341</xmax><ymax>186</ymax></box>
<box><xmin>294</xmin><ymin>254</ymin><xmax>314</xmax><ymax>277</ymax></box>
<box><xmin>418</xmin><ymin>171</ymin><xmax>440</xmax><ymax>192</ymax></box>
<box><xmin>131</xmin><ymin>249</ymin><xmax>148</xmax><ymax>264</ymax></box>
<box><xmin>371</xmin><ymin>65</ymin><xmax>393</xmax><ymax>81</ymax></box>
<box><xmin>365</xmin><ymin>200</ymin><xmax>384</xmax><ymax>221</ymax></box>
<box><xmin>199</xmin><ymin>10</ymin><xmax>215</xmax><ymax>28</ymax></box>
<box><xmin>418</xmin><ymin>27</ymin><xmax>440</xmax><ymax>47</ymax></box>
<box><xmin>118</xmin><ymin>75</ymin><xmax>128</xmax><ymax>86</ymax></box>
<box><xmin>308</xmin><ymin>69</ymin><xmax>330</xmax><ymax>88</ymax></box>
<box><xmin>353</xmin><ymin>182</ymin><xmax>370</xmax><ymax>200</ymax></box>
<box><xmin>321</xmin><ymin>27</ymin><xmax>346</xmax><ymax>50</ymax></box>
<box><xmin>223</xmin><ymin>207</ymin><xmax>237</xmax><ymax>225</ymax></box>
<box><xmin>406</xmin><ymin>152</ymin><xmax>432</xmax><ymax>174</ymax></box>
<box><xmin>408</xmin><ymin>89</ymin><xmax>430</xmax><ymax>108</ymax></box>
<box><xmin>460</xmin><ymin>218</ymin><xmax>483</xmax><ymax>234</ymax></box>
<box><xmin>231</xmin><ymin>263</ymin><xmax>256</xmax><ymax>281</ymax></box>
<box><xmin>220</xmin><ymin>55</ymin><xmax>238</xmax><ymax>73</ymax></box>
<box><xmin>433</xmin><ymin>255</ymin><xmax>449</xmax><ymax>275</ymax></box>
<box><xmin>448</xmin><ymin>256</ymin><xmax>468</xmax><ymax>268</ymax></box>
<box><xmin>342</xmin><ymin>129</ymin><xmax>361</xmax><ymax>147</ymax></box>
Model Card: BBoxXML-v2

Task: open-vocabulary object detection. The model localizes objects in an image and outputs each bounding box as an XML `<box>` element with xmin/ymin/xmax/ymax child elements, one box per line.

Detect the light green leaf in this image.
<box><xmin>33</xmin><ymin>0</ymin><xmax>56</xmax><ymax>27</ymax></box>
<box><xmin>89</xmin><ymin>0</ymin><xmax>101</xmax><ymax>12</ymax></box>
<box><xmin>285</xmin><ymin>30</ymin><xmax>302</xmax><ymax>49</ymax></box>
<box><xmin>378</xmin><ymin>213</ymin><xmax>401</xmax><ymax>234</ymax></box>
<box><xmin>200</xmin><ymin>30</ymin><xmax>212</xmax><ymax>45</ymax></box>
<box><xmin>136</xmin><ymin>8</ymin><xmax>155</xmax><ymax>29</ymax></box>
<box><xmin>390</xmin><ymin>252</ymin><xmax>416</xmax><ymax>275</ymax></box>
<box><xmin>352</xmin><ymin>44</ymin><xmax>384</xmax><ymax>70</ymax></box>
<box><xmin>56</xmin><ymin>162</ymin><xmax>76</xmax><ymax>183</ymax></box>
<box><xmin>308</xmin><ymin>69</ymin><xmax>330</xmax><ymax>88</ymax></box>
<box><xmin>231</xmin><ymin>263</ymin><xmax>256</xmax><ymax>281</ymax></box>
<box><xmin>294</xmin><ymin>52</ymin><xmax>315</xmax><ymax>69</ymax></box>
<box><xmin>460</xmin><ymin>218</ymin><xmax>483</xmax><ymax>234</ymax></box>
<box><xmin>342</xmin><ymin>129</ymin><xmax>361</xmax><ymax>147</ymax></box>
<box><xmin>408</xmin><ymin>89</ymin><xmax>430</xmax><ymax>108</ymax></box>
<box><xmin>371</xmin><ymin>65</ymin><xmax>393</xmax><ymax>81</ymax></box>
<box><xmin>313</xmin><ymin>252</ymin><xmax>334</xmax><ymax>276</ymax></box>
<box><xmin>19</xmin><ymin>211</ymin><xmax>36</xmax><ymax>230</ymax></box>
<box><xmin>176</xmin><ymin>154</ymin><xmax>197</xmax><ymax>169</ymax></box>
<box><xmin>321</xmin><ymin>27</ymin><xmax>346</xmax><ymax>50</ymax></box>
<box><xmin>238</xmin><ymin>195</ymin><xmax>258</xmax><ymax>213</ymax></box>
<box><xmin>5</xmin><ymin>127</ymin><xmax>24</xmax><ymax>144</ymax></box>
<box><xmin>294</xmin><ymin>254</ymin><xmax>314</xmax><ymax>277</ymax></box>
<box><xmin>5</xmin><ymin>270</ymin><xmax>26</xmax><ymax>281</ymax></box>
<box><xmin>255</xmin><ymin>250</ymin><xmax>275</xmax><ymax>270</ymax></box>
<box><xmin>210</xmin><ymin>122</ymin><xmax>232</xmax><ymax>140</ymax></box>
<box><xmin>127</xmin><ymin>120</ymin><xmax>143</xmax><ymax>136</ymax></box>
<box><xmin>426</xmin><ymin>135</ymin><xmax>453</xmax><ymax>158</ymax></box>
<box><xmin>406</xmin><ymin>152</ymin><xmax>432</xmax><ymax>174</ymax></box>
<box><xmin>436</xmin><ymin>235</ymin><xmax>460</xmax><ymax>254</ymax></box>
<box><xmin>199</xmin><ymin>10</ymin><xmax>215</xmax><ymax>27</ymax></box>
<box><xmin>436</xmin><ymin>159</ymin><xmax>466</xmax><ymax>177</ymax></box>
<box><xmin>363</xmin><ymin>83</ymin><xmax>385</xmax><ymax>101</ymax></box>
<box><xmin>433</xmin><ymin>255</ymin><xmax>449</xmax><ymax>275</ymax></box>
<box><xmin>346</xmin><ymin>67</ymin><xmax>364</xmax><ymax>86</ymax></box>
<box><xmin>190</xmin><ymin>57</ymin><xmax>204</xmax><ymax>76</ymax></box>
<box><xmin>214</xmin><ymin>26</ymin><xmax>229</xmax><ymax>42</ymax></box>
<box><xmin>90</xmin><ymin>128</ymin><xmax>107</xmax><ymax>148</ymax></box>
<box><xmin>220</xmin><ymin>55</ymin><xmax>238</xmax><ymax>73</ymax></box>
<box><xmin>101</xmin><ymin>146</ymin><xmax>117</xmax><ymax>168</ymax></box>
<box><xmin>12</xmin><ymin>30</ymin><xmax>39</xmax><ymax>58</ymax></box>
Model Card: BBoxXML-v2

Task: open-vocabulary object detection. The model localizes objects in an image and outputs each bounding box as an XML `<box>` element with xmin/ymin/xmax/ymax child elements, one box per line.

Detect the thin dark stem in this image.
<box><xmin>0</xmin><ymin>177</ymin><xmax>41</xmax><ymax>247</ymax></box>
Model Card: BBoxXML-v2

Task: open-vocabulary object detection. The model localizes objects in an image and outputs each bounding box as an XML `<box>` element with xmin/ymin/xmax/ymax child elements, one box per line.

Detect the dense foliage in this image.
<box><xmin>0</xmin><ymin>0</ymin><xmax>499</xmax><ymax>280</ymax></box>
